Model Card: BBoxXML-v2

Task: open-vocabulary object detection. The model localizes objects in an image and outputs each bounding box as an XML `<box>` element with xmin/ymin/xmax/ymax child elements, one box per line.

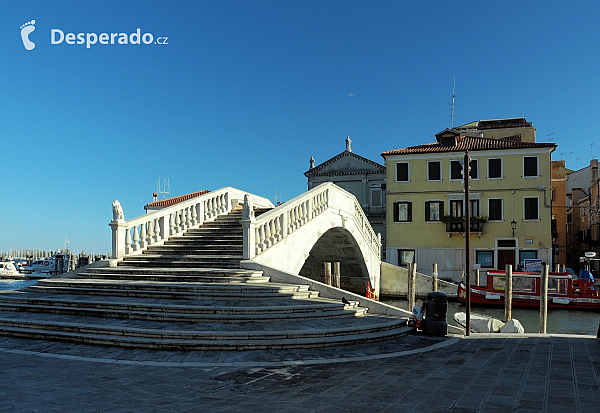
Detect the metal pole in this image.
<box><xmin>505</xmin><ymin>264</ymin><xmax>513</xmax><ymax>322</ymax></box>
<box><xmin>540</xmin><ymin>263</ymin><xmax>549</xmax><ymax>333</ymax></box>
<box><xmin>465</xmin><ymin>150</ymin><xmax>471</xmax><ymax>336</ymax></box>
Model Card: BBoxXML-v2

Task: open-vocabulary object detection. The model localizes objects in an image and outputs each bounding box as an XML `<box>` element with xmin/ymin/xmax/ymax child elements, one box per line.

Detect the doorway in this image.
<box><xmin>497</xmin><ymin>250</ymin><xmax>516</xmax><ymax>270</ymax></box>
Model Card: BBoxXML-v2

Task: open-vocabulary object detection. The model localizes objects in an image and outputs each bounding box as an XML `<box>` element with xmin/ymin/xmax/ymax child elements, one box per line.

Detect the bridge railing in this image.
<box><xmin>242</xmin><ymin>182</ymin><xmax>381</xmax><ymax>260</ymax></box>
<box><xmin>110</xmin><ymin>187</ymin><xmax>273</xmax><ymax>259</ymax></box>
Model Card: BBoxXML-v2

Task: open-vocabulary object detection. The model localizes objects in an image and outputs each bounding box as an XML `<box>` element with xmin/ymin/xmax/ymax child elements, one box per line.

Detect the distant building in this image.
<box><xmin>566</xmin><ymin>159</ymin><xmax>600</xmax><ymax>272</ymax></box>
<box><xmin>305</xmin><ymin>137</ymin><xmax>386</xmax><ymax>253</ymax></box>
<box><xmin>382</xmin><ymin>128</ymin><xmax>556</xmax><ymax>281</ymax></box>
<box><xmin>144</xmin><ymin>190</ymin><xmax>210</xmax><ymax>213</ymax></box>
<box><xmin>551</xmin><ymin>161</ymin><xmax>568</xmax><ymax>267</ymax></box>
<box><xmin>454</xmin><ymin>117</ymin><xmax>536</xmax><ymax>143</ymax></box>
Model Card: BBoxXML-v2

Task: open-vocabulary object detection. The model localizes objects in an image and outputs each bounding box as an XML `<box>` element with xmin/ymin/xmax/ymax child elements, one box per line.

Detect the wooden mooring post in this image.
<box><xmin>407</xmin><ymin>262</ymin><xmax>416</xmax><ymax>312</ymax></box>
<box><xmin>540</xmin><ymin>262</ymin><xmax>549</xmax><ymax>334</ymax></box>
<box><xmin>431</xmin><ymin>263</ymin><xmax>438</xmax><ymax>292</ymax></box>
<box><xmin>474</xmin><ymin>268</ymin><xmax>480</xmax><ymax>287</ymax></box>
<box><xmin>333</xmin><ymin>262</ymin><xmax>340</xmax><ymax>288</ymax></box>
<box><xmin>504</xmin><ymin>264</ymin><xmax>513</xmax><ymax>322</ymax></box>
<box><xmin>324</xmin><ymin>262</ymin><xmax>332</xmax><ymax>286</ymax></box>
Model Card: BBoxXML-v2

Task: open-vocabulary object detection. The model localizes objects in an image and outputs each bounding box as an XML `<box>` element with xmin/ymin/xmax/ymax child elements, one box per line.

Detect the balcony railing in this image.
<box><xmin>445</xmin><ymin>220</ymin><xmax>483</xmax><ymax>233</ymax></box>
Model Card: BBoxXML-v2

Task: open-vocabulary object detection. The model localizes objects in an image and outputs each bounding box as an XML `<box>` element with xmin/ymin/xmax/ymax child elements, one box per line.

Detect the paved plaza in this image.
<box><xmin>1</xmin><ymin>333</ymin><xmax>599</xmax><ymax>412</ymax></box>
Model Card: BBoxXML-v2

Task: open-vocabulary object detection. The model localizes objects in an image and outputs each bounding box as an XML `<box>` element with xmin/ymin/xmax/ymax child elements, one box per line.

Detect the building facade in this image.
<box><xmin>382</xmin><ymin>129</ymin><xmax>556</xmax><ymax>281</ymax></box>
<box><xmin>566</xmin><ymin>159</ymin><xmax>600</xmax><ymax>272</ymax></box>
<box><xmin>305</xmin><ymin>137</ymin><xmax>386</xmax><ymax>253</ymax></box>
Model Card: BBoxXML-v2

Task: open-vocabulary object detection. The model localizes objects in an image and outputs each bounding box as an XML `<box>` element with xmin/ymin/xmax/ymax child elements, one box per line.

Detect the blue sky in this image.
<box><xmin>2</xmin><ymin>1</ymin><xmax>599</xmax><ymax>254</ymax></box>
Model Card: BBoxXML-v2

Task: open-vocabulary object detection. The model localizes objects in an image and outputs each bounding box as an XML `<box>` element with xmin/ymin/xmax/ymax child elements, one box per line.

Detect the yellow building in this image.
<box><xmin>381</xmin><ymin>129</ymin><xmax>556</xmax><ymax>281</ymax></box>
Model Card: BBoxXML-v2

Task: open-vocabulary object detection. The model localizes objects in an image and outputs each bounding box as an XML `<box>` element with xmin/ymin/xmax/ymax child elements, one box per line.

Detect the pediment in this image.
<box><xmin>305</xmin><ymin>151</ymin><xmax>385</xmax><ymax>177</ymax></box>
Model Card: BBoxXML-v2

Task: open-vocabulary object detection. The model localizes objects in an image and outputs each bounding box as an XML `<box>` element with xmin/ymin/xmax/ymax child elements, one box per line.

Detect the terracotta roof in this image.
<box><xmin>145</xmin><ymin>190</ymin><xmax>210</xmax><ymax>209</ymax></box>
<box><xmin>381</xmin><ymin>135</ymin><xmax>555</xmax><ymax>157</ymax></box>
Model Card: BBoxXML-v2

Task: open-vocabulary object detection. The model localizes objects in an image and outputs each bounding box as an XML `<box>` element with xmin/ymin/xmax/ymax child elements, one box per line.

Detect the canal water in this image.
<box><xmin>0</xmin><ymin>279</ymin><xmax>37</xmax><ymax>291</ymax></box>
<box><xmin>382</xmin><ymin>298</ymin><xmax>600</xmax><ymax>335</ymax></box>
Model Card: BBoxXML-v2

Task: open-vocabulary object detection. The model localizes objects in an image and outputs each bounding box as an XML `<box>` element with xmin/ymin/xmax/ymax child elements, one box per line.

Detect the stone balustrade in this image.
<box><xmin>110</xmin><ymin>187</ymin><xmax>273</xmax><ymax>259</ymax></box>
<box><xmin>242</xmin><ymin>182</ymin><xmax>382</xmax><ymax>260</ymax></box>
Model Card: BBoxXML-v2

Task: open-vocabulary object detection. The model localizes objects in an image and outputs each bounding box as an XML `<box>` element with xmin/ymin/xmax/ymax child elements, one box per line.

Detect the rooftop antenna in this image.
<box><xmin>547</xmin><ymin>132</ymin><xmax>554</xmax><ymax>142</ymax></box>
<box><xmin>157</xmin><ymin>178</ymin><xmax>170</xmax><ymax>199</ymax></box>
<box><xmin>592</xmin><ymin>143</ymin><xmax>595</xmax><ymax>160</ymax></box>
<box><xmin>451</xmin><ymin>76</ymin><xmax>456</xmax><ymax>129</ymax></box>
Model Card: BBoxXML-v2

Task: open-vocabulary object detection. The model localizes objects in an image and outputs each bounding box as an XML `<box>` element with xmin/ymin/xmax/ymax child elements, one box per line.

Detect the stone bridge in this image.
<box><xmin>111</xmin><ymin>183</ymin><xmax>382</xmax><ymax>297</ymax></box>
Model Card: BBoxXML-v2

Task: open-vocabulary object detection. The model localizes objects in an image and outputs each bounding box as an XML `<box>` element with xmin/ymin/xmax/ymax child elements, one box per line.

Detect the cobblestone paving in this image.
<box><xmin>1</xmin><ymin>335</ymin><xmax>598</xmax><ymax>412</ymax></box>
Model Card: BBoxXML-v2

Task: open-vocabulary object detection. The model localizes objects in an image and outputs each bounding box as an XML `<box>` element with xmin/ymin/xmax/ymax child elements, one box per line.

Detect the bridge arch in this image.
<box><xmin>242</xmin><ymin>183</ymin><xmax>381</xmax><ymax>296</ymax></box>
<box><xmin>298</xmin><ymin>227</ymin><xmax>370</xmax><ymax>295</ymax></box>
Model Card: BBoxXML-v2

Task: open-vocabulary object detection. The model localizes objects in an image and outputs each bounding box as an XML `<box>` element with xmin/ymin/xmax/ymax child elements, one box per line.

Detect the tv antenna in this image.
<box><xmin>451</xmin><ymin>76</ymin><xmax>456</xmax><ymax>129</ymax></box>
<box><xmin>157</xmin><ymin>178</ymin><xmax>170</xmax><ymax>199</ymax></box>
<box><xmin>547</xmin><ymin>132</ymin><xmax>554</xmax><ymax>142</ymax></box>
<box><xmin>592</xmin><ymin>143</ymin><xmax>595</xmax><ymax>160</ymax></box>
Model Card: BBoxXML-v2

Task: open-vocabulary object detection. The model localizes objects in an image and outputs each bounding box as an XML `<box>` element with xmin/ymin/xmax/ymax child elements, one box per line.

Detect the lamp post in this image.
<box><xmin>464</xmin><ymin>150</ymin><xmax>471</xmax><ymax>336</ymax></box>
<box><xmin>511</xmin><ymin>220</ymin><xmax>517</xmax><ymax>237</ymax></box>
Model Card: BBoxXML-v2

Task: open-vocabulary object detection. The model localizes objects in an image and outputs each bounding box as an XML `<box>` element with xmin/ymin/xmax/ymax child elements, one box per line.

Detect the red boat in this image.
<box><xmin>458</xmin><ymin>269</ymin><xmax>600</xmax><ymax>310</ymax></box>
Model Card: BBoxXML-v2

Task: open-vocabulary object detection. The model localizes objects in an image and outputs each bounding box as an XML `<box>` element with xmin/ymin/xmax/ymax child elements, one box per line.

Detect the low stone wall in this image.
<box><xmin>57</xmin><ymin>259</ymin><xmax>110</xmax><ymax>279</ymax></box>
<box><xmin>241</xmin><ymin>260</ymin><xmax>411</xmax><ymax>318</ymax></box>
<box><xmin>380</xmin><ymin>262</ymin><xmax>458</xmax><ymax>299</ymax></box>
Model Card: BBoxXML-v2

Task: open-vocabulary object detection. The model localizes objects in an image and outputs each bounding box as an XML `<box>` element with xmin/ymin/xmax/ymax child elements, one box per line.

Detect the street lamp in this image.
<box><xmin>511</xmin><ymin>220</ymin><xmax>517</xmax><ymax>237</ymax></box>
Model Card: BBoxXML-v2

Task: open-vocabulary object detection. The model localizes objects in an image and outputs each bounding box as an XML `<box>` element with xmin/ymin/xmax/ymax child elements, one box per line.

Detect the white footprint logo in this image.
<box><xmin>20</xmin><ymin>20</ymin><xmax>36</xmax><ymax>50</ymax></box>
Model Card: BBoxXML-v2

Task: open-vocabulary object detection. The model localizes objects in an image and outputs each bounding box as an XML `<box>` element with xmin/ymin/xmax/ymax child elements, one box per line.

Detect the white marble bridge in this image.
<box><xmin>110</xmin><ymin>183</ymin><xmax>383</xmax><ymax>297</ymax></box>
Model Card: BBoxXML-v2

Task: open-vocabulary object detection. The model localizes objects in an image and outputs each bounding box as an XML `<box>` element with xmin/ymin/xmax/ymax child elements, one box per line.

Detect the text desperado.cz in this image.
<box><xmin>51</xmin><ymin>29</ymin><xmax>168</xmax><ymax>48</ymax></box>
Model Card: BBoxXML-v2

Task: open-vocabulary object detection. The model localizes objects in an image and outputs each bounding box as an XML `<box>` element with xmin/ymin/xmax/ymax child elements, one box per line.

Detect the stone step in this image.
<box><xmin>0</xmin><ymin>313</ymin><xmax>410</xmax><ymax>350</ymax></box>
<box><xmin>84</xmin><ymin>267</ymin><xmax>264</xmax><ymax>277</ymax></box>
<box><xmin>164</xmin><ymin>237</ymin><xmax>243</xmax><ymax>245</ymax></box>
<box><xmin>117</xmin><ymin>260</ymin><xmax>242</xmax><ymax>269</ymax></box>
<box><xmin>76</xmin><ymin>272</ymin><xmax>271</xmax><ymax>283</ymax></box>
<box><xmin>146</xmin><ymin>246</ymin><xmax>242</xmax><ymax>254</ymax></box>
<box><xmin>0</xmin><ymin>296</ymin><xmax>367</xmax><ymax>322</ymax></box>
<box><xmin>26</xmin><ymin>285</ymin><xmax>321</xmax><ymax>300</ymax></box>
<box><xmin>32</xmin><ymin>279</ymin><xmax>307</xmax><ymax>293</ymax></box>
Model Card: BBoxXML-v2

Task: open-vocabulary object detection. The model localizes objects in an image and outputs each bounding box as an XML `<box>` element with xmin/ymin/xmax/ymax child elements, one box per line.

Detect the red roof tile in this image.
<box><xmin>145</xmin><ymin>190</ymin><xmax>210</xmax><ymax>209</ymax></box>
<box><xmin>381</xmin><ymin>135</ymin><xmax>555</xmax><ymax>157</ymax></box>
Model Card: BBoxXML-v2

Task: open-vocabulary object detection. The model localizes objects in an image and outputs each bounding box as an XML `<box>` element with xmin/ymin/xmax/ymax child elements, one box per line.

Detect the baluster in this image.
<box><xmin>255</xmin><ymin>227</ymin><xmax>261</xmax><ymax>255</ymax></box>
<box><xmin>147</xmin><ymin>220</ymin><xmax>154</xmax><ymax>246</ymax></box>
<box><xmin>185</xmin><ymin>207</ymin><xmax>191</xmax><ymax>229</ymax></box>
<box><xmin>180</xmin><ymin>210</ymin><xmax>186</xmax><ymax>231</ymax></box>
<box><xmin>174</xmin><ymin>212</ymin><xmax>181</xmax><ymax>234</ymax></box>
<box><xmin>132</xmin><ymin>226</ymin><xmax>140</xmax><ymax>251</ymax></box>
<box><xmin>257</xmin><ymin>225</ymin><xmax>265</xmax><ymax>252</ymax></box>
<box><xmin>269</xmin><ymin>219</ymin><xmax>277</xmax><ymax>244</ymax></box>
<box><xmin>169</xmin><ymin>213</ymin><xmax>175</xmax><ymax>236</ymax></box>
<box><xmin>125</xmin><ymin>227</ymin><xmax>133</xmax><ymax>254</ymax></box>
<box><xmin>191</xmin><ymin>203</ymin><xmax>197</xmax><ymax>226</ymax></box>
<box><xmin>139</xmin><ymin>221</ymin><xmax>148</xmax><ymax>249</ymax></box>
<box><xmin>154</xmin><ymin>218</ymin><xmax>161</xmax><ymax>242</ymax></box>
<box><xmin>264</xmin><ymin>222</ymin><xmax>272</xmax><ymax>248</ymax></box>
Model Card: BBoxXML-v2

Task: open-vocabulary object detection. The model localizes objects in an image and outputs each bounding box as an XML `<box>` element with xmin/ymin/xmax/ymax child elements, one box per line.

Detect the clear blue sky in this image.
<box><xmin>2</xmin><ymin>1</ymin><xmax>599</xmax><ymax>254</ymax></box>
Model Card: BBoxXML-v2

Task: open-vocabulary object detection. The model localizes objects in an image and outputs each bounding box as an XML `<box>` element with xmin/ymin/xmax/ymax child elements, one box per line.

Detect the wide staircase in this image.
<box><xmin>0</xmin><ymin>209</ymin><xmax>410</xmax><ymax>350</ymax></box>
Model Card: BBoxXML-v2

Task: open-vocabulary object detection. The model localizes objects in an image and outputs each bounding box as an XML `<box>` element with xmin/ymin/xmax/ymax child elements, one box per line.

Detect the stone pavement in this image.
<box><xmin>0</xmin><ymin>333</ymin><xmax>598</xmax><ymax>412</ymax></box>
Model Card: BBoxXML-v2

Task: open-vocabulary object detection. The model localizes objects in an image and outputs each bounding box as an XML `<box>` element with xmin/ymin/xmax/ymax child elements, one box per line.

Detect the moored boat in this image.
<box><xmin>0</xmin><ymin>259</ymin><xmax>26</xmax><ymax>279</ymax></box>
<box><xmin>19</xmin><ymin>251</ymin><xmax>72</xmax><ymax>279</ymax></box>
<box><xmin>458</xmin><ymin>269</ymin><xmax>600</xmax><ymax>310</ymax></box>
<box><xmin>453</xmin><ymin>311</ymin><xmax>525</xmax><ymax>333</ymax></box>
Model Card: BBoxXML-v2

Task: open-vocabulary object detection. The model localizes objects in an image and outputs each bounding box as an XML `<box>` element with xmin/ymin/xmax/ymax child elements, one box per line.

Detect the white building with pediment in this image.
<box><xmin>305</xmin><ymin>137</ymin><xmax>386</xmax><ymax>255</ymax></box>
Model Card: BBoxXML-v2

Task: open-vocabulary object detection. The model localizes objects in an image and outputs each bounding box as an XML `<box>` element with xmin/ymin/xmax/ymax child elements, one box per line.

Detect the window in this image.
<box><xmin>396</xmin><ymin>162</ymin><xmax>409</xmax><ymax>182</ymax></box>
<box><xmin>450</xmin><ymin>159</ymin><xmax>477</xmax><ymax>180</ymax></box>
<box><xmin>394</xmin><ymin>201</ymin><xmax>412</xmax><ymax>222</ymax></box>
<box><xmin>427</xmin><ymin>161</ymin><xmax>441</xmax><ymax>181</ymax></box>
<box><xmin>524</xmin><ymin>197</ymin><xmax>539</xmax><ymax>220</ymax></box>
<box><xmin>519</xmin><ymin>250</ymin><xmax>537</xmax><ymax>267</ymax></box>
<box><xmin>488</xmin><ymin>198</ymin><xmax>503</xmax><ymax>221</ymax></box>
<box><xmin>425</xmin><ymin>201</ymin><xmax>444</xmax><ymax>221</ymax></box>
<box><xmin>498</xmin><ymin>239</ymin><xmax>516</xmax><ymax>248</ymax></box>
<box><xmin>450</xmin><ymin>160</ymin><xmax>462</xmax><ymax>180</ymax></box>
<box><xmin>488</xmin><ymin>158</ymin><xmax>502</xmax><ymax>179</ymax></box>
<box><xmin>450</xmin><ymin>200</ymin><xmax>463</xmax><ymax>217</ymax></box>
<box><xmin>523</xmin><ymin>156</ymin><xmax>538</xmax><ymax>177</ymax></box>
<box><xmin>470</xmin><ymin>199</ymin><xmax>480</xmax><ymax>217</ymax></box>
<box><xmin>397</xmin><ymin>250</ymin><xmax>415</xmax><ymax>267</ymax></box>
<box><xmin>370</xmin><ymin>187</ymin><xmax>382</xmax><ymax>207</ymax></box>
<box><xmin>476</xmin><ymin>251</ymin><xmax>494</xmax><ymax>268</ymax></box>
<box><xmin>469</xmin><ymin>159</ymin><xmax>479</xmax><ymax>179</ymax></box>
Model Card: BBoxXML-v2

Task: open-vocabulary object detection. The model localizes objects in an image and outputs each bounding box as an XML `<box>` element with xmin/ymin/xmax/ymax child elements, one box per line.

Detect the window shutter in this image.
<box><xmin>394</xmin><ymin>202</ymin><xmax>399</xmax><ymax>222</ymax></box>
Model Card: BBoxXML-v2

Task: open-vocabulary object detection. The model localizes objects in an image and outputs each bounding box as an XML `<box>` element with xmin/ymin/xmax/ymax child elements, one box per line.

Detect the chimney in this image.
<box><xmin>152</xmin><ymin>192</ymin><xmax>158</xmax><ymax>202</ymax></box>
